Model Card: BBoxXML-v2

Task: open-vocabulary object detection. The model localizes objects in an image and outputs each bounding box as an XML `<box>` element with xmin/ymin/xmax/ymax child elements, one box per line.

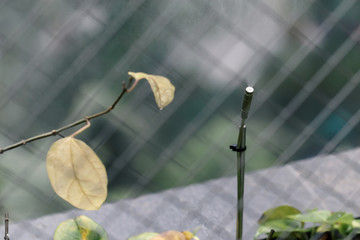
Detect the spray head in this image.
<box><xmin>241</xmin><ymin>86</ymin><xmax>254</xmax><ymax>120</ymax></box>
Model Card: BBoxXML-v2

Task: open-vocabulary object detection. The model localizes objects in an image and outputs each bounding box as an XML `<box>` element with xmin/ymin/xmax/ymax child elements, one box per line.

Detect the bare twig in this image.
<box><xmin>0</xmin><ymin>78</ymin><xmax>134</xmax><ymax>154</ymax></box>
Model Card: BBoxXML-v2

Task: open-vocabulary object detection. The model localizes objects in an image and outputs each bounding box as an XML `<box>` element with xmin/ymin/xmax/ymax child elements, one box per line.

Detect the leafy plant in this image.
<box><xmin>49</xmin><ymin>72</ymin><xmax>176</xmax><ymax>238</ymax></box>
<box><xmin>255</xmin><ymin>205</ymin><xmax>360</xmax><ymax>240</ymax></box>
<box><xmin>1</xmin><ymin>72</ymin><xmax>175</xmax><ymax>210</ymax></box>
<box><xmin>0</xmin><ymin>72</ymin><xmax>176</xmax><ymax>239</ymax></box>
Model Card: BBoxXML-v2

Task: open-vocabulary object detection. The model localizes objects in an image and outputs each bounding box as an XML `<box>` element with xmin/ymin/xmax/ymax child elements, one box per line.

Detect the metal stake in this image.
<box><xmin>230</xmin><ymin>86</ymin><xmax>254</xmax><ymax>240</ymax></box>
<box><xmin>4</xmin><ymin>213</ymin><xmax>9</xmax><ymax>240</ymax></box>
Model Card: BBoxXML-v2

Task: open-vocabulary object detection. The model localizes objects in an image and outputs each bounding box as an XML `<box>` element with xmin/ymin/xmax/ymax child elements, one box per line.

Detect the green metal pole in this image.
<box><xmin>4</xmin><ymin>212</ymin><xmax>9</xmax><ymax>240</ymax></box>
<box><xmin>236</xmin><ymin>122</ymin><xmax>246</xmax><ymax>240</ymax></box>
<box><xmin>231</xmin><ymin>87</ymin><xmax>254</xmax><ymax>240</ymax></box>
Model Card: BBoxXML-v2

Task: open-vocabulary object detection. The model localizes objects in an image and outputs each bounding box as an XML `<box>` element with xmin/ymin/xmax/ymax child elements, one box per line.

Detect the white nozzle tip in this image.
<box><xmin>246</xmin><ymin>86</ymin><xmax>254</xmax><ymax>94</ymax></box>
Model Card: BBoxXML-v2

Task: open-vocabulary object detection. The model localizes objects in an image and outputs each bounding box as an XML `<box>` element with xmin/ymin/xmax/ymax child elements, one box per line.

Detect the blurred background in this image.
<box><xmin>0</xmin><ymin>0</ymin><xmax>359</xmax><ymax>222</ymax></box>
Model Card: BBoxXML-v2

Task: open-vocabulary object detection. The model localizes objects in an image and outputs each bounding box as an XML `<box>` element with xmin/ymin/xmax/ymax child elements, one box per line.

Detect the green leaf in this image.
<box><xmin>288</xmin><ymin>209</ymin><xmax>331</xmax><ymax>223</ymax></box>
<box><xmin>344</xmin><ymin>228</ymin><xmax>360</xmax><ymax>240</ymax></box>
<box><xmin>255</xmin><ymin>219</ymin><xmax>303</xmax><ymax>238</ymax></box>
<box><xmin>326</xmin><ymin>212</ymin><xmax>354</xmax><ymax>236</ymax></box>
<box><xmin>338</xmin><ymin>223</ymin><xmax>353</xmax><ymax>236</ymax></box>
<box><xmin>258</xmin><ymin>205</ymin><xmax>302</xmax><ymax>224</ymax></box>
<box><xmin>327</xmin><ymin>212</ymin><xmax>354</xmax><ymax>225</ymax></box>
<box><xmin>352</xmin><ymin>220</ymin><xmax>360</xmax><ymax>228</ymax></box>
<box><xmin>316</xmin><ymin>223</ymin><xmax>332</xmax><ymax>233</ymax></box>
<box><xmin>255</xmin><ymin>206</ymin><xmax>360</xmax><ymax>239</ymax></box>
<box><xmin>54</xmin><ymin>215</ymin><xmax>108</xmax><ymax>240</ymax></box>
<box><xmin>127</xmin><ymin>232</ymin><xmax>159</xmax><ymax>240</ymax></box>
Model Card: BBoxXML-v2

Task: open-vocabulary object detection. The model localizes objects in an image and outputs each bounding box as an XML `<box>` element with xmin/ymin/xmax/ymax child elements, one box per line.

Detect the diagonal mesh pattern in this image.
<box><xmin>0</xmin><ymin>0</ymin><xmax>360</xmax><ymax>237</ymax></box>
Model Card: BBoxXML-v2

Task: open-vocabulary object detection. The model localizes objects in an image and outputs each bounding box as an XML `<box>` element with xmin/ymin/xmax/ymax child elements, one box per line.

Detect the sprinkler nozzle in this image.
<box><xmin>241</xmin><ymin>86</ymin><xmax>254</xmax><ymax>120</ymax></box>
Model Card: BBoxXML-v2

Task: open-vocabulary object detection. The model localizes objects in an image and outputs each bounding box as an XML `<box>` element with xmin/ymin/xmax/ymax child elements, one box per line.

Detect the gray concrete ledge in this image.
<box><xmin>8</xmin><ymin>147</ymin><xmax>360</xmax><ymax>239</ymax></box>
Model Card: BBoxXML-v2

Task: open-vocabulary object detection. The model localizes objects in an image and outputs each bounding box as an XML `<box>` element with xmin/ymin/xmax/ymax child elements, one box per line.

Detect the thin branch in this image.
<box><xmin>0</xmin><ymin>78</ymin><xmax>134</xmax><ymax>154</ymax></box>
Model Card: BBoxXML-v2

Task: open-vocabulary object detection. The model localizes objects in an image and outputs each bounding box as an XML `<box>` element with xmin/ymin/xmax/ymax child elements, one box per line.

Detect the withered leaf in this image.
<box><xmin>46</xmin><ymin>137</ymin><xmax>108</xmax><ymax>210</ymax></box>
<box><xmin>128</xmin><ymin>72</ymin><xmax>175</xmax><ymax>110</ymax></box>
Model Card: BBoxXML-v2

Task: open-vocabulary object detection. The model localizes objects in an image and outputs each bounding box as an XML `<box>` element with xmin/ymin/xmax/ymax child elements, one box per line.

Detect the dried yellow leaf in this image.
<box><xmin>128</xmin><ymin>72</ymin><xmax>175</xmax><ymax>110</ymax></box>
<box><xmin>182</xmin><ymin>231</ymin><xmax>195</xmax><ymax>240</ymax></box>
<box><xmin>150</xmin><ymin>231</ymin><xmax>186</xmax><ymax>240</ymax></box>
<box><xmin>46</xmin><ymin>137</ymin><xmax>108</xmax><ymax>210</ymax></box>
<box><xmin>129</xmin><ymin>230</ymin><xmax>199</xmax><ymax>240</ymax></box>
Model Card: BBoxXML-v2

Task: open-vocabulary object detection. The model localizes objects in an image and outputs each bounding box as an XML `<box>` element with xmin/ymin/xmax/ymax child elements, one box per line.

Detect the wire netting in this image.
<box><xmin>0</xmin><ymin>0</ymin><xmax>360</xmax><ymax>233</ymax></box>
